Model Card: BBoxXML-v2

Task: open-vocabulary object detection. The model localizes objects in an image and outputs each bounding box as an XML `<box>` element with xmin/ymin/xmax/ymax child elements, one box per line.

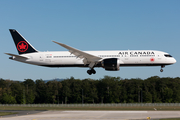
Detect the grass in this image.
<box><xmin>0</xmin><ymin>112</ymin><xmax>18</xmax><ymax>116</ymax></box>
<box><xmin>0</xmin><ymin>106</ymin><xmax>180</xmax><ymax>111</ymax></box>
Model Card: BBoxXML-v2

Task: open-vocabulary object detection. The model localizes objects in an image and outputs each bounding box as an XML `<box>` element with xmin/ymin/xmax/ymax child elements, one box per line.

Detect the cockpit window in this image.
<box><xmin>164</xmin><ymin>54</ymin><xmax>172</xmax><ymax>57</ymax></box>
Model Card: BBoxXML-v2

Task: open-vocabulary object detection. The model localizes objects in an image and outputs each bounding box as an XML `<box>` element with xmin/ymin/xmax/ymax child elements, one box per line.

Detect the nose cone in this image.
<box><xmin>173</xmin><ymin>58</ymin><xmax>177</xmax><ymax>64</ymax></box>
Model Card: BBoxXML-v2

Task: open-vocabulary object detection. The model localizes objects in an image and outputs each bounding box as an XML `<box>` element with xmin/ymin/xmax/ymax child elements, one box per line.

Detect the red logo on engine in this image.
<box><xmin>17</xmin><ymin>41</ymin><xmax>28</xmax><ymax>52</ymax></box>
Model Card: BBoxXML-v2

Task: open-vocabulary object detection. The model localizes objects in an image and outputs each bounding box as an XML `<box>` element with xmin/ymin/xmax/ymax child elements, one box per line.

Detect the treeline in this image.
<box><xmin>0</xmin><ymin>76</ymin><xmax>180</xmax><ymax>104</ymax></box>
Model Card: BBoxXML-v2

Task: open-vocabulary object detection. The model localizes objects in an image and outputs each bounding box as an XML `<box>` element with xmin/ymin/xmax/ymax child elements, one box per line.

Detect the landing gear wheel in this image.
<box><xmin>91</xmin><ymin>69</ymin><xmax>96</xmax><ymax>74</ymax></box>
<box><xmin>87</xmin><ymin>69</ymin><xmax>96</xmax><ymax>75</ymax></box>
<box><xmin>160</xmin><ymin>65</ymin><xmax>165</xmax><ymax>72</ymax></box>
<box><xmin>87</xmin><ymin>70</ymin><xmax>92</xmax><ymax>75</ymax></box>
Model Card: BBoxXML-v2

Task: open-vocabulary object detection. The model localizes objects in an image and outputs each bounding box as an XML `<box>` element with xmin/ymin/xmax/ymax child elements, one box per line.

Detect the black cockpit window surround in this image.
<box><xmin>164</xmin><ymin>54</ymin><xmax>172</xmax><ymax>57</ymax></box>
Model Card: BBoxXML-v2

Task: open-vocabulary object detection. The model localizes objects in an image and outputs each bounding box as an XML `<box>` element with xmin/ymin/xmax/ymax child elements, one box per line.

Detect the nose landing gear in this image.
<box><xmin>87</xmin><ymin>68</ymin><xmax>96</xmax><ymax>75</ymax></box>
<box><xmin>160</xmin><ymin>65</ymin><xmax>165</xmax><ymax>72</ymax></box>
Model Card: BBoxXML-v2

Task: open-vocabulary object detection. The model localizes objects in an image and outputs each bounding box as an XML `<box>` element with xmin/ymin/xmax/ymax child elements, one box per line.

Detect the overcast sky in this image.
<box><xmin>0</xmin><ymin>0</ymin><xmax>180</xmax><ymax>81</ymax></box>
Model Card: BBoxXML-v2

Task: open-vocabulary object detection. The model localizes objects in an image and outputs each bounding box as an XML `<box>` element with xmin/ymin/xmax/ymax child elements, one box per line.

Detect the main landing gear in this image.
<box><xmin>160</xmin><ymin>65</ymin><xmax>165</xmax><ymax>72</ymax></box>
<box><xmin>87</xmin><ymin>68</ymin><xmax>96</xmax><ymax>75</ymax></box>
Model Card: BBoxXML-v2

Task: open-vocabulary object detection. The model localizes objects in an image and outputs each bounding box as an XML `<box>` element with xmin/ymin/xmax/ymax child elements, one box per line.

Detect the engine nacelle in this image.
<box><xmin>101</xmin><ymin>58</ymin><xmax>120</xmax><ymax>71</ymax></box>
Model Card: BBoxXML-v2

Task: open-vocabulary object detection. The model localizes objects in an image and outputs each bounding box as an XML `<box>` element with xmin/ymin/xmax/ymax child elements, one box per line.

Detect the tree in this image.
<box><xmin>35</xmin><ymin>79</ymin><xmax>47</xmax><ymax>103</ymax></box>
<box><xmin>1</xmin><ymin>93</ymin><xmax>16</xmax><ymax>104</ymax></box>
<box><xmin>10</xmin><ymin>82</ymin><xmax>24</xmax><ymax>104</ymax></box>
<box><xmin>69</xmin><ymin>78</ymin><xmax>82</xmax><ymax>103</ymax></box>
<box><xmin>23</xmin><ymin>79</ymin><xmax>36</xmax><ymax>104</ymax></box>
<box><xmin>0</xmin><ymin>76</ymin><xmax>180</xmax><ymax>104</ymax></box>
<box><xmin>61</xmin><ymin>80</ymin><xmax>71</xmax><ymax>104</ymax></box>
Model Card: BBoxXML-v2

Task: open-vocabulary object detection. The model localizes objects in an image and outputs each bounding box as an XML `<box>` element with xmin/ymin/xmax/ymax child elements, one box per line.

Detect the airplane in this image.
<box><xmin>5</xmin><ymin>29</ymin><xmax>176</xmax><ymax>75</ymax></box>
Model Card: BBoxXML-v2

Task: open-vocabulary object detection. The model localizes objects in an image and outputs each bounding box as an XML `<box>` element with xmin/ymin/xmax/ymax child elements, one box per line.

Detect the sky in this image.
<box><xmin>0</xmin><ymin>0</ymin><xmax>180</xmax><ymax>81</ymax></box>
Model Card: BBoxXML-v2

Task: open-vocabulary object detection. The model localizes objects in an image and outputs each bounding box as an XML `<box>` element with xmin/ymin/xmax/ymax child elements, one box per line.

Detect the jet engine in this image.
<box><xmin>101</xmin><ymin>58</ymin><xmax>120</xmax><ymax>71</ymax></box>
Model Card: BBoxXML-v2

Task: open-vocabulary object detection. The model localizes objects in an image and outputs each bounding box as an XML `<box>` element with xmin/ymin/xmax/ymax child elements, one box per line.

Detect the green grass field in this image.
<box><xmin>0</xmin><ymin>112</ymin><xmax>17</xmax><ymax>116</ymax></box>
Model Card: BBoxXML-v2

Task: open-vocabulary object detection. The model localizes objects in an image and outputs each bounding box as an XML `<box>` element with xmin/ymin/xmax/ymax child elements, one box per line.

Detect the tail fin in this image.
<box><xmin>9</xmin><ymin>29</ymin><xmax>38</xmax><ymax>54</ymax></box>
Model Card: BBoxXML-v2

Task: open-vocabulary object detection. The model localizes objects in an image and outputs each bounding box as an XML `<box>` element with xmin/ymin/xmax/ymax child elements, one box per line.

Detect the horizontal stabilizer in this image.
<box><xmin>5</xmin><ymin>53</ymin><xmax>28</xmax><ymax>59</ymax></box>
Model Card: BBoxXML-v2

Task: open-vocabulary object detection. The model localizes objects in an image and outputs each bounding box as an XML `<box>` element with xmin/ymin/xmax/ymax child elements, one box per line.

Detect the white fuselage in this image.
<box><xmin>7</xmin><ymin>29</ymin><xmax>176</xmax><ymax>75</ymax></box>
<box><xmin>11</xmin><ymin>50</ymin><xmax>176</xmax><ymax>68</ymax></box>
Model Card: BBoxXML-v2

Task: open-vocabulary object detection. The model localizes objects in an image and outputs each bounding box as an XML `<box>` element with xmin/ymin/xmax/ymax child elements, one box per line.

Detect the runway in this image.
<box><xmin>1</xmin><ymin>110</ymin><xmax>180</xmax><ymax>120</ymax></box>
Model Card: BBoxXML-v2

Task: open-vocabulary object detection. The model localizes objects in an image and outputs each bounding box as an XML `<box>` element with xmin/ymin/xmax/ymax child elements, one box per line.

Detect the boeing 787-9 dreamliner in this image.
<box><xmin>5</xmin><ymin>29</ymin><xmax>176</xmax><ymax>75</ymax></box>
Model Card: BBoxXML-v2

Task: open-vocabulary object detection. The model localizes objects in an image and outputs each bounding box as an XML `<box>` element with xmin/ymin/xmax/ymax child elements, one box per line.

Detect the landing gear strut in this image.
<box><xmin>160</xmin><ymin>65</ymin><xmax>165</xmax><ymax>72</ymax></box>
<box><xmin>87</xmin><ymin>68</ymin><xmax>96</xmax><ymax>75</ymax></box>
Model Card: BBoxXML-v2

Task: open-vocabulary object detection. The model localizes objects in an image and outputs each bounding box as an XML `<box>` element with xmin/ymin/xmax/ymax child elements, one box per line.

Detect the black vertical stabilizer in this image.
<box><xmin>9</xmin><ymin>29</ymin><xmax>38</xmax><ymax>54</ymax></box>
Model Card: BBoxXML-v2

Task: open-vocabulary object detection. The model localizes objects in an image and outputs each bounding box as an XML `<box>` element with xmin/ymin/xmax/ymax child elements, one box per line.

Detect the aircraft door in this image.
<box><xmin>157</xmin><ymin>54</ymin><xmax>162</xmax><ymax>61</ymax></box>
<box><xmin>39</xmin><ymin>54</ymin><xmax>44</xmax><ymax>61</ymax></box>
<box><xmin>45</xmin><ymin>54</ymin><xmax>53</xmax><ymax>63</ymax></box>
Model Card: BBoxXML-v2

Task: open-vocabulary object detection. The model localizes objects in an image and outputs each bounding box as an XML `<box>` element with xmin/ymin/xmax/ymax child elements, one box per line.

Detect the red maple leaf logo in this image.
<box><xmin>150</xmin><ymin>58</ymin><xmax>155</xmax><ymax>62</ymax></box>
<box><xmin>19</xmin><ymin>43</ymin><xmax>26</xmax><ymax>49</ymax></box>
<box><xmin>17</xmin><ymin>41</ymin><xmax>28</xmax><ymax>52</ymax></box>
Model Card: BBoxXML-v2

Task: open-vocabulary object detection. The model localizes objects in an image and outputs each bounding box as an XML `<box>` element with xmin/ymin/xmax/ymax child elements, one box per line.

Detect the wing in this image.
<box><xmin>52</xmin><ymin>41</ymin><xmax>102</xmax><ymax>67</ymax></box>
<box><xmin>5</xmin><ymin>53</ymin><xmax>28</xmax><ymax>59</ymax></box>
